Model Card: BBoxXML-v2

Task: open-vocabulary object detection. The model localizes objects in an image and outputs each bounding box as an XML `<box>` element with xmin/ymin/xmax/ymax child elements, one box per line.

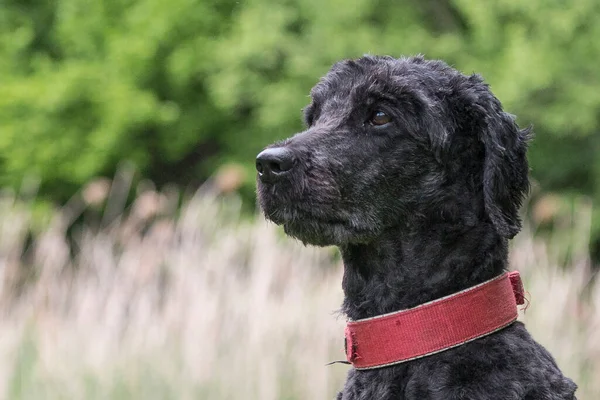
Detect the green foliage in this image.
<box><xmin>1</xmin><ymin>0</ymin><xmax>600</xmax><ymax>239</ymax></box>
<box><xmin>0</xmin><ymin>0</ymin><xmax>237</xmax><ymax>199</ymax></box>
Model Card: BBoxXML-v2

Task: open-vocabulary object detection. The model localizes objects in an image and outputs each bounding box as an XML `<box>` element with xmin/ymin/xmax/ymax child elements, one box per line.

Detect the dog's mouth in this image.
<box><xmin>263</xmin><ymin>203</ymin><xmax>346</xmax><ymax>226</ymax></box>
<box><xmin>261</xmin><ymin>203</ymin><xmax>377</xmax><ymax>246</ymax></box>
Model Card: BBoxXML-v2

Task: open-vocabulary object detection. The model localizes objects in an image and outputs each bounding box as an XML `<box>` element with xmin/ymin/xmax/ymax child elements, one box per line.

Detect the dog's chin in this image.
<box><xmin>261</xmin><ymin>207</ymin><xmax>377</xmax><ymax>246</ymax></box>
<box><xmin>282</xmin><ymin>220</ymin><xmax>355</xmax><ymax>247</ymax></box>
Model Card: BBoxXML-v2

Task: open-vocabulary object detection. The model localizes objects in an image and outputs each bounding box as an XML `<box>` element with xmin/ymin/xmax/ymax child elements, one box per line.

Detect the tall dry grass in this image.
<box><xmin>0</xmin><ymin>173</ymin><xmax>598</xmax><ymax>399</ymax></box>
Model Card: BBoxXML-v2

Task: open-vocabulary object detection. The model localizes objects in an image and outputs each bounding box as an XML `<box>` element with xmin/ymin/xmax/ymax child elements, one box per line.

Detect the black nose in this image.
<box><xmin>256</xmin><ymin>147</ymin><xmax>295</xmax><ymax>183</ymax></box>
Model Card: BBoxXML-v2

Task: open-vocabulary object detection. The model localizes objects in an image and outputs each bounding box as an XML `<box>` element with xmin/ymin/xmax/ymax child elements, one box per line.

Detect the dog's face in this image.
<box><xmin>256</xmin><ymin>56</ymin><xmax>529</xmax><ymax>246</ymax></box>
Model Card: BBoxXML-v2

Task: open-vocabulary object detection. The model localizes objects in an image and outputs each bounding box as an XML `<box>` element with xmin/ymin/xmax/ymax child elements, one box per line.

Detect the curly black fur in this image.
<box><xmin>256</xmin><ymin>55</ymin><xmax>577</xmax><ymax>399</ymax></box>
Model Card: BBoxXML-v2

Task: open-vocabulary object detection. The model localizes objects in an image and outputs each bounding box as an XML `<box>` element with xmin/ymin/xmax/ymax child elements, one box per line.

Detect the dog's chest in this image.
<box><xmin>338</xmin><ymin>366</ymin><xmax>413</xmax><ymax>400</ymax></box>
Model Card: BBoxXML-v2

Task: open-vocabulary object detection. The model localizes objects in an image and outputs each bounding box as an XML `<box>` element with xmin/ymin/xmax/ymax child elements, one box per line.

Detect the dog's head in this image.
<box><xmin>256</xmin><ymin>56</ymin><xmax>529</xmax><ymax>246</ymax></box>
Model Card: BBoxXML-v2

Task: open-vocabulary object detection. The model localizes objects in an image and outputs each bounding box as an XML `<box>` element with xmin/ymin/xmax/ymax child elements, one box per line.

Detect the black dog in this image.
<box><xmin>256</xmin><ymin>56</ymin><xmax>576</xmax><ymax>399</ymax></box>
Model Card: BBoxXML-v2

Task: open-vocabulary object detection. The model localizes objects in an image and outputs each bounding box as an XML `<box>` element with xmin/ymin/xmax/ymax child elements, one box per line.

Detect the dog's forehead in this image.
<box><xmin>310</xmin><ymin>58</ymin><xmax>394</xmax><ymax>102</ymax></box>
<box><xmin>309</xmin><ymin>56</ymin><xmax>460</xmax><ymax>104</ymax></box>
<box><xmin>308</xmin><ymin>56</ymin><xmax>448</xmax><ymax>110</ymax></box>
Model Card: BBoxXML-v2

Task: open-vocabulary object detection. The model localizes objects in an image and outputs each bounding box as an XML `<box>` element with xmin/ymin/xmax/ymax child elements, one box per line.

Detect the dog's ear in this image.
<box><xmin>478</xmin><ymin>96</ymin><xmax>531</xmax><ymax>239</ymax></box>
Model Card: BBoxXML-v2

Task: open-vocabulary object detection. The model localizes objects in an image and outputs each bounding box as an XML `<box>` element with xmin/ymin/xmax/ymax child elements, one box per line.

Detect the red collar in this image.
<box><xmin>344</xmin><ymin>271</ymin><xmax>525</xmax><ymax>369</ymax></box>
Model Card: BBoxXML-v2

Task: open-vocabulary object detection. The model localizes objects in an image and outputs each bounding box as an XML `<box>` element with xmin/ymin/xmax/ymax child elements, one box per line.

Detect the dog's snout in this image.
<box><xmin>256</xmin><ymin>147</ymin><xmax>295</xmax><ymax>183</ymax></box>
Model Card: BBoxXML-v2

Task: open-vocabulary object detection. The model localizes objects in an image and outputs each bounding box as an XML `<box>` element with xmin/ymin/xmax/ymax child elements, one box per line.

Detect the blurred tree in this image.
<box><xmin>0</xmin><ymin>0</ymin><xmax>240</xmax><ymax>200</ymax></box>
<box><xmin>1</xmin><ymin>0</ymin><xmax>600</xmax><ymax>253</ymax></box>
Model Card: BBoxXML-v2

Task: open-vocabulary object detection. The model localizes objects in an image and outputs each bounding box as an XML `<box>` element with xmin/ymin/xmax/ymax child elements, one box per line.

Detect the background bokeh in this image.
<box><xmin>0</xmin><ymin>0</ymin><xmax>599</xmax><ymax>399</ymax></box>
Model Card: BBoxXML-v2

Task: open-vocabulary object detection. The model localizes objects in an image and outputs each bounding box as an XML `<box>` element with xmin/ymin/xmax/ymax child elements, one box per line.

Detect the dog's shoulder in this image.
<box><xmin>404</xmin><ymin>322</ymin><xmax>577</xmax><ymax>399</ymax></box>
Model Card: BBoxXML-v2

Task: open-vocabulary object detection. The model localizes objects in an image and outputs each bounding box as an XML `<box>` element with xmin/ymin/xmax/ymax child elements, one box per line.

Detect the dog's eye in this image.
<box><xmin>370</xmin><ymin>110</ymin><xmax>391</xmax><ymax>126</ymax></box>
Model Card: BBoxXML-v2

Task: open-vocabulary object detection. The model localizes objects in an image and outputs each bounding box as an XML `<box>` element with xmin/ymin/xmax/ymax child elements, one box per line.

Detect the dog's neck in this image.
<box><xmin>339</xmin><ymin>221</ymin><xmax>508</xmax><ymax>321</ymax></box>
